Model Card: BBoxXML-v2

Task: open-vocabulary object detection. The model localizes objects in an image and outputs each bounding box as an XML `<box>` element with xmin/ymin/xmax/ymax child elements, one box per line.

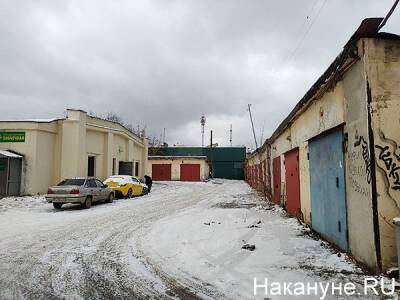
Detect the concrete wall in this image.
<box><xmin>245</xmin><ymin>143</ymin><xmax>271</xmax><ymax>197</ymax></box>
<box><xmin>270</xmin><ymin>82</ymin><xmax>346</xmax><ymax>220</ymax></box>
<box><xmin>35</xmin><ymin>130</ymin><xmax>57</xmax><ymax>195</ymax></box>
<box><xmin>246</xmin><ymin>37</ymin><xmax>400</xmax><ymax>273</ymax></box>
<box><xmin>270</xmin><ymin>128</ymin><xmax>291</xmax><ymax>205</ymax></box>
<box><xmin>86</xmin><ymin>129</ymin><xmax>106</xmax><ymax>179</ymax></box>
<box><xmin>343</xmin><ymin>58</ymin><xmax>377</xmax><ymax>270</ymax></box>
<box><xmin>298</xmin><ymin>143</ymin><xmax>311</xmax><ymax>224</ymax></box>
<box><xmin>364</xmin><ymin>38</ymin><xmax>400</xmax><ymax>270</ymax></box>
<box><xmin>147</xmin><ymin>158</ymin><xmax>209</xmax><ymax>181</ymax></box>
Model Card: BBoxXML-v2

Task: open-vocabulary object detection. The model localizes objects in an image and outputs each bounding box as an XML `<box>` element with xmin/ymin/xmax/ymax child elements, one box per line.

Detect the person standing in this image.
<box><xmin>144</xmin><ymin>175</ymin><xmax>153</xmax><ymax>193</ymax></box>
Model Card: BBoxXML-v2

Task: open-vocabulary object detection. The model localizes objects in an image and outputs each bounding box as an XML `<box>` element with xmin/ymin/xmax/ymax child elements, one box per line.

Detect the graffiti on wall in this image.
<box><xmin>375</xmin><ymin>143</ymin><xmax>400</xmax><ymax>190</ymax></box>
<box><xmin>354</xmin><ymin>134</ymin><xmax>372</xmax><ymax>184</ymax></box>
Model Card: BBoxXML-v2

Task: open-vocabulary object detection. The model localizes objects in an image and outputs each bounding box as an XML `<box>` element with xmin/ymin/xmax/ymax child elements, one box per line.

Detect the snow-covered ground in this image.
<box><xmin>0</xmin><ymin>180</ymin><xmax>395</xmax><ymax>299</ymax></box>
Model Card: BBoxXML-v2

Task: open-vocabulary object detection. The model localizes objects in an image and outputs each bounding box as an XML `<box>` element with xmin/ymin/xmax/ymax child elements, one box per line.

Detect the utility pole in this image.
<box><xmin>201</xmin><ymin>115</ymin><xmax>206</xmax><ymax>147</ymax></box>
<box><xmin>230</xmin><ymin>124</ymin><xmax>233</xmax><ymax>147</ymax></box>
<box><xmin>247</xmin><ymin>104</ymin><xmax>269</xmax><ymax>200</ymax></box>
<box><xmin>163</xmin><ymin>128</ymin><xmax>166</xmax><ymax>145</ymax></box>
<box><xmin>209</xmin><ymin>130</ymin><xmax>213</xmax><ymax>178</ymax></box>
<box><xmin>248</xmin><ymin>104</ymin><xmax>258</xmax><ymax>150</ymax></box>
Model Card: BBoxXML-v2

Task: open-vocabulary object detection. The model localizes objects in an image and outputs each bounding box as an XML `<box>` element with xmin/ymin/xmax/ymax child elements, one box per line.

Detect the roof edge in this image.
<box><xmin>268</xmin><ymin>18</ymin><xmax>388</xmax><ymax>145</ymax></box>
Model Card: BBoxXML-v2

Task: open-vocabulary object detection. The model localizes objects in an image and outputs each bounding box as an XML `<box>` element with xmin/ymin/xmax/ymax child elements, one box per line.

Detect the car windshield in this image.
<box><xmin>57</xmin><ymin>179</ymin><xmax>86</xmax><ymax>186</ymax></box>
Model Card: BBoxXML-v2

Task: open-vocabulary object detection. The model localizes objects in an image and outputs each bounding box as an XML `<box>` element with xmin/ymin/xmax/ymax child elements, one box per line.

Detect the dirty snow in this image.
<box><xmin>142</xmin><ymin>181</ymin><xmax>386</xmax><ymax>299</ymax></box>
<box><xmin>0</xmin><ymin>180</ymin><xmax>395</xmax><ymax>299</ymax></box>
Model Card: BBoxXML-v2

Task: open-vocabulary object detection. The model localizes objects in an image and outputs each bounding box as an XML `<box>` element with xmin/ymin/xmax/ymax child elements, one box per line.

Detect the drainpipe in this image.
<box><xmin>366</xmin><ymin>79</ymin><xmax>382</xmax><ymax>273</ymax></box>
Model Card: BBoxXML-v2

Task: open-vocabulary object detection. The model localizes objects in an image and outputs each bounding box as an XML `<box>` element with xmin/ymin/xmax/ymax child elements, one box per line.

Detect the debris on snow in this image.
<box><xmin>142</xmin><ymin>180</ymin><xmax>382</xmax><ymax>299</ymax></box>
<box><xmin>241</xmin><ymin>244</ymin><xmax>256</xmax><ymax>251</ymax></box>
<box><xmin>386</xmin><ymin>267</ymin><xmax>399</xmax><ymax>279</ymax></box>
<box><xmin>248</xmin><ymin>224</ymin><xmax>260</xmax><ymax>228</ymax></box>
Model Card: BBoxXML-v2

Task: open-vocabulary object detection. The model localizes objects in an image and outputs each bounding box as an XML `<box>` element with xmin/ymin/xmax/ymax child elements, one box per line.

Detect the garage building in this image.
<box><xmin>148</xmin><ymin>147</ymin><xmax>246</xmax><ymax>181</ymax></box>
<box><xmin>150</xmin><ymin>156</ymin><xmax>209</xmax><ymax>181</ymax></box>
<box><xmin>0</xmin><ymin>109</ymin><xmax>148</xmax><ymax>196</ymax></box>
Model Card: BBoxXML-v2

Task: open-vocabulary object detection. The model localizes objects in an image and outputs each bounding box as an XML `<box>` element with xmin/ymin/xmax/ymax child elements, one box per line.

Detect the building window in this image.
<box><xmin>88</xmin><ymin>156</ymin><xmax>95</xmax><ymax>177</ymax></box>
<box><xmin>112</xmin><ymin>158</ymin><xmax>116</xmax><ymax>175</ymax></box>
<box><xmin>135</xmin><ymin>161</ymin><xmax>139</xmax><ymax>177</ymax></box>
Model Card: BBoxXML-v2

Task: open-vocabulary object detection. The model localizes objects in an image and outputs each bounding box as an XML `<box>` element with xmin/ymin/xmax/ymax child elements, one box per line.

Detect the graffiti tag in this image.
<box><xmin>354</xmin><ymin>135</ymin><xmax>371</xmax><ymax>184</ymax></box>
<box><xmin>375</xmin><ymin>145</ymin><xmax>400</xmax><ymax>190</ymax></box>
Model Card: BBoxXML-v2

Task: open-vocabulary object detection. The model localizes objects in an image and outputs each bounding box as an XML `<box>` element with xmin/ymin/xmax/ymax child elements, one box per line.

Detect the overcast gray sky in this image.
<box><xmin>0</xmin><ymin>1</ymin><xmax>399</xmax><ymax>149</ymax></box>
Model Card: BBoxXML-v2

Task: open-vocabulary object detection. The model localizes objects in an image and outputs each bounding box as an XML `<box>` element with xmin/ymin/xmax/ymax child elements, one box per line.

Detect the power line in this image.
<box><xmin>283</xmin><ymin>0</ymin><xmax>328</xmax><ymax>68</ymax></box>
<box><xmin>282</xmin><ymin>0</ymin><xmax>320</xmax><ymax>64</ymax></box>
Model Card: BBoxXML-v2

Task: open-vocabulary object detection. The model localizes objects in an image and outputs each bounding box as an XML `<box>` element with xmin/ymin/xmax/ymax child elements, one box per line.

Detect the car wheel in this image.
<box><xmin>107</xmin><ymin>193</ymin><xmax>114</xmax><ymax>203</ymax></box>
<box><xmin>53</xmin><ymin>203</ymin><xmax>62</xmax><ymax>209</ymax></box>
<box><xmin>126</xmin><ymin>188</ymin><xmax>133</xmax><ymax>199</ymax></box>
<box><xmin>82</xmin><ymin>196</ymin><xmax>92</xmax><ymax>209</ymax></box>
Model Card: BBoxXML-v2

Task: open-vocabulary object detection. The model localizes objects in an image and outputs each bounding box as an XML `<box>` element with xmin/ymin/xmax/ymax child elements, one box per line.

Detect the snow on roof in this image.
<box><xmin>0</xmin><ymin>118</ymin><xmax>62</xmax><ymax>123</ymax></box>
<box><xmin>0</xmin><ymin>150</ymin><xmax>23</xmax><ymax>158</ymax></box>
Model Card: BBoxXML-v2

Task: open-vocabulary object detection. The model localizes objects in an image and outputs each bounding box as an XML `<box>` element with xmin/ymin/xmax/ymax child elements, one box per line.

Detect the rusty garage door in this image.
<box><xmin>180</xmin><ymin>164</ymin><xmax>200</xmax><ymax>181</ymax></box>
<box><xmin>284</xmin><ymin>149</ymin><xmax>301</xmax><ymax>217</ymax></box>
<box><xmin>272</xmin><ymin>156</ymin><xmax>281</xmax><ymax>205</ymax></box>
<box><xmin>152</xmin><ymin>164</ymin><xmax>171</xmax><ymax>181</ymax></box>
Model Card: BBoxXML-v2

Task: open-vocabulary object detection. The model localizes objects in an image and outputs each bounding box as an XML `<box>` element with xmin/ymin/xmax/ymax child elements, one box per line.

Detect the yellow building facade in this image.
<box><xmin>0</xmin><ymin>109</ymin><xmax>148</xmax><ymax>195</ymax></box>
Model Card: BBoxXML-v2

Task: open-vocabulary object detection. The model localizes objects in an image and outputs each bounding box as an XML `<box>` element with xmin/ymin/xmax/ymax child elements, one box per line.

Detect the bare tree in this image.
<box><xmin>104</xmin><ymin>111</ymin><xmax>164</xmax><ymax>144</ymax></box>
<box><xmin>105</xmin><ymin>112</ymin><xmax>125</xmax><ymax>124</ymax></box>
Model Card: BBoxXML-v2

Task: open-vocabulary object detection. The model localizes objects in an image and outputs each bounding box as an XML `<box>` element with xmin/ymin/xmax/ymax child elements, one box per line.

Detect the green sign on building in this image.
<box><xmin>0</xmin><ymin>132</ymin><xmax>25</xmax><ymax>143</ymax></box>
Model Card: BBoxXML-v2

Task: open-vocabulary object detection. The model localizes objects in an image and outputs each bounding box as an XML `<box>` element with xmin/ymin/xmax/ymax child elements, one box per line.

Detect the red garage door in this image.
<box><xmin>284</xmin><ymin>149</ymin><xmax>301</xmax><ymax>217</ymax></box>
<box><xmin>152</xmin><ymin>164</ymin><xmax>171</xmax><ymax>181</ymax></box>
<box><xmin>180</xmin><ymin>164</ymin><xmax>200</xmax><ymax>181</ymax></box>
<box><xmin>272</xmin><ymin>156</ymin><xmax>281</xmax><ymax>205</ymax></box>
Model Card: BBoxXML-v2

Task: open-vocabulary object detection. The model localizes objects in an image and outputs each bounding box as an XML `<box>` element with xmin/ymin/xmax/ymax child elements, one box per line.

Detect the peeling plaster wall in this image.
<box><xmin>270</xmin><ymin>128</ymin><xmax>291</xmax><ymax>205</ymax></box>
<box><xmin>270</xmin><ymin>82</ymin><xmax>345</xmax><ymax>222</ymax></box>
<box><xmin>291</xmin><ymin>81</ymin><xmax>345</xmax><ymax>224</ymax></box>
<box><xmin>298</xmin><ymin>143</ymin><xmax>311</xmax><ymax>224</ymax></box>
<box><xmin>245</xmin><ymin>144</ymin><xmax>270</xmax><ymax>197</ymax></box>
<box><xmin>365</xmin><ymin>38</ymin><xmax>400</xmax><ymax>270</ymax></box>
<box><xmin>343</xmin><ymin>57</ymin><xmax>377</xmax><ymax>270</ymax></box>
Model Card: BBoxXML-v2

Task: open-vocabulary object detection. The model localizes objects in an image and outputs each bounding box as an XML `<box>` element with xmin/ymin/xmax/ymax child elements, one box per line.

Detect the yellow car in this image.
<box><xmin>103</xmin><ymin>175</ymin><xmax>147</xmax><ymax>198</ymax></box>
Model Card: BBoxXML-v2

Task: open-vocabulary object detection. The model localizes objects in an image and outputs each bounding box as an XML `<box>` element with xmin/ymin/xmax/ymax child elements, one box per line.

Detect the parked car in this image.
<box><xmin>46</xmin><ymin>177</ymin><xmax>115</xmax><ymax>209</ymax></box>
<box><xmin>139</xmin><ymin>178</ymin><xmax>149</xmax><ymax>194</ymax></box>
<box><xmin>103</xmin><ymin>175</ymin><xmax>147</xmax><ymax>198</ymax></box>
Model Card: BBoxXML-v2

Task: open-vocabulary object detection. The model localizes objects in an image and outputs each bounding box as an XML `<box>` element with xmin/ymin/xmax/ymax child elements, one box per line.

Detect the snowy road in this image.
<box><xmin>0</xmin><ymin>181</ymin><xmax>387</xmax><ymax>299</ymax></box>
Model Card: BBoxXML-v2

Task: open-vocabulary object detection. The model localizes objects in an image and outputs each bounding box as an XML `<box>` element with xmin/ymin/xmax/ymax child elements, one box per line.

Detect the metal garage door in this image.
<box><xmin>0</xmin><ymin>158</ymin><xmax>7</xmax><ymax>196</ymax></box>
<box><xmin>7</xmin><ymin>158</ymin><xmax>22</xmax><ymax>196</ymax></box>
<box><xmin>309</xmin><ymin>129</ymin><xmax>348</xmax><ymax>251</ymax></box>
<box><xmin>272</xmin><ymin>156</ymin><xmax>281</xmax><ymax>204</ymax></box>
<box><xmin>180</xmin><ymin>164</ymin><xmax>200</xmax><ymax>181</ymax></box>
<box><xmin>284</xmin><ymin>149</ymin><xmax>301</xmax><ymax>217</ymax></box>
<box><xmin>152</xmin><ymin>164</ymin><xmax>171</xmax><ymax>181</ymax></box>
<box><xmin>0</xmin><ymin>153</ymin><xmax>22</xmax><ymax>197</ymax></box>
<box><xmin>119</xmin><ymin>161</ymin><xmax>133</xmax><ymax>175</ymax></box>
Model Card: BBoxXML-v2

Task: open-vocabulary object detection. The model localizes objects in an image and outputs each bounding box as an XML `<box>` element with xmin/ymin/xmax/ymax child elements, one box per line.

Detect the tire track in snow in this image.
<box><xmin>0</xmin><ymin>182</ymin><xmax>227</xmax><ymax>299</ymax></box>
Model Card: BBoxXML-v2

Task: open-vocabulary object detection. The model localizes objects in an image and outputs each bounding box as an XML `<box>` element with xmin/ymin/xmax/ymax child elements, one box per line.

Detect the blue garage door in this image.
<box><xmin>309</xmin><ymin>129</ymin><xmax>348</xmax><ymax>251</ymax></box>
